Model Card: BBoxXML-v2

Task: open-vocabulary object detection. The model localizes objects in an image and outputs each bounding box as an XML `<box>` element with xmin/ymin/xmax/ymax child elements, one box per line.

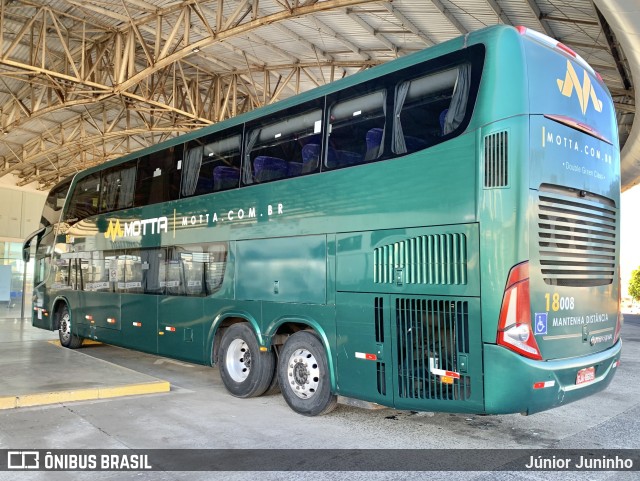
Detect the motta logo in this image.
<box><xmin>104</xmin><ymin>219</ymin><xmax>124</xmax><ymax>241</ymax></box>
<box><xmin>557</xmin><ymin>60</ymin><xmax>603</xmax><ymax>115</ymax></box>
<box><xmin>104</xmin><ymin>217</ymin><xmax>168</xmax><ymax>241</ymax></box>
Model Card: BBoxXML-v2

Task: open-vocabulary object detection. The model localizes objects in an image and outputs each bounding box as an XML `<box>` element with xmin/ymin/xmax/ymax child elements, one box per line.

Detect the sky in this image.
<box><xmin>620</xmin><ymin>185</ymin><xmax>640</xmax><ymax>298</ymax></box>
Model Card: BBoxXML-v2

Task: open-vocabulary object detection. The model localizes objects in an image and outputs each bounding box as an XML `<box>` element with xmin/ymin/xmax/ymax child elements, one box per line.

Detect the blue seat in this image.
<box><xmin>404</xmin><ymin>135</ymin><xmax>429</xmax><ymax>152</ymax></box>
<box><xmin>213</xmin><ymin>166</ymin><xmax>239</xmax><ymax>191</ymax></box>
<box><xmin>253</xmin><ymin>156</ymin><xmax>288</xmax><ymax>182</ymax></box>
<box><xmin>365</xmin><ymin>127</ymin><xmax>383</xmax><ymax>160</ymax></box>
<box><xmin>302</xmin><ymin>144</ymin><xmax>320</xmax><ymax>173</ymax></box>
<box><xmin>287</xmin><ymin>162</ymin><xmax>303</xmax><ymax>177</ymax></box>
<box><xmin>336</xmin><ymin>150</ymin><xmax>362</xmax><ymax>166</ymax></box>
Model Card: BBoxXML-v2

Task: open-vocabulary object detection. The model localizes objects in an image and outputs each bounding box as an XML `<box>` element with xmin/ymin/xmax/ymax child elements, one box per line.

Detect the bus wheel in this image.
<box><xmin>58</xmin><ymin>305</ymin><xmax>82</xmax><ymax>349</ymax></box>
<box><xmin>278</xmin><ymin>331</ymin><xmax>337</xmax><ymax>416</ymax></box>
<box><xmin>218</xmin><ymin>323</ymin><xmax>275</xmax><ymax>398</ymax></box>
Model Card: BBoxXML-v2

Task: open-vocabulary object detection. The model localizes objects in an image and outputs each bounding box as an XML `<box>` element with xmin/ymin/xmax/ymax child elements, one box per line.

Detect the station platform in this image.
<box><xmin>0</xmin><ymin>318</ymin><xmax>170</xmax><ymax>410</ymax></box>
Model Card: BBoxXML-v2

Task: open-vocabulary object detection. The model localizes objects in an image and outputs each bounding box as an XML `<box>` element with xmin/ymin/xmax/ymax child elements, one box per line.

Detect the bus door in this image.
<box><xmin>157</xmin><ymin>246</ymin><xmax>205</xmax><ymax>364</ymax></box>
<box><xmin>119</xmin><ymin>249</ymin><xmax>159</xmax><ymax>354</ymax></box>
<box><xmin>80</xmin><ymin>251</ymin><xmax>120</xmax><ymax>343</ymax></box>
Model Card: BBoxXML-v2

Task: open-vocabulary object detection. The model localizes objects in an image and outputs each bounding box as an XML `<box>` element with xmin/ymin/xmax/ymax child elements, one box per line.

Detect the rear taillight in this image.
<box><xmin>614</xmin><ymin>277</ymin><xmax>622</xmax><ymax>343</ymax></box>
<box><xmin>497</xmin><ymin>261</ymin><xmax>542</xmax><ymax>360</ymax></box>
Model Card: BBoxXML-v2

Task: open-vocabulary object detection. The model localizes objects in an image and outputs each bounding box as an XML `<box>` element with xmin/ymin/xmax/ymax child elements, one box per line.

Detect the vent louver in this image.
<box><xmin>484</xmin><ymin>131</ymin><xmax>508</xmax><ymax>188</ymax></box>
<box><xmin>537</xmin><ymin>186</ymin><xmax>617</xmax><ymax>287</ymax></box>
<box><xmin>374</xmin><ymin>234</ymin><xmax>467</xmax><ymax>285</ymax></box>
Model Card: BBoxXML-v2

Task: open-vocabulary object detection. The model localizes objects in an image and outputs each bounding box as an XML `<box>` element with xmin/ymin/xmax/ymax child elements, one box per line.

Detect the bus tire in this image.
<box><xmin>58</xmin><ymin>305</ymin><xmax>83</xmax><ymax>349</ymax></box>
<box><xmin>218</xmin><ymin>323</ymin><xmax>275</xmax><ymax>398</ymax></box>
<box><xmin>278</xmin><ymin>331</ymin><xmax>337</xmax><ymax>416</ymax></box>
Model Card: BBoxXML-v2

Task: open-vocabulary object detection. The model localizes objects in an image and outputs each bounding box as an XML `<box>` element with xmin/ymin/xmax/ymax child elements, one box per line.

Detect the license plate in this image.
<box><xmin>576</xmin><ymin>366</ymin><xmax>595</xmax><ymax>385</ymax></box>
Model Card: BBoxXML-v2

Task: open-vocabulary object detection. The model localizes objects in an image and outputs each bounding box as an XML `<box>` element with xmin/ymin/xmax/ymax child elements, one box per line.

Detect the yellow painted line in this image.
<box><xmin>0</xmin><ymin>381</ymin><xmax>170</xmax><ymax>410</ymax></box>
<box><xmin>99</xmin><ymin>381</ymin><xmax>171</xmax><ymax>398</ymax></box>
<box><xmin>0</xmin><ymin>396</ymin><xmax>17</xmax><ymax>409</ymax></box>
<box><xmin>17</xmin><ymin>389</ymin><xmax>99</xmax><ymax>408</ymax></box>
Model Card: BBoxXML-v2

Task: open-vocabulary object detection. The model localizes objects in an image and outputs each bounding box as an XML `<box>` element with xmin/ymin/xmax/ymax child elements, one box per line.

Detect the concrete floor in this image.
<box><xmin>0</xmin><ymin>316</ymin><xmax>638</xmax><ymax>481</ymax></box>
<box><xmin>0</xmin><ymin>320</ymin><xmax>168</xmax><ymax>409</ymax></box>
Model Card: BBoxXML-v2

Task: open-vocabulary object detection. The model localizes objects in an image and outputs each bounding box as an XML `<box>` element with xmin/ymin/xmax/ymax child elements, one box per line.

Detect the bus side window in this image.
<box><xmin>100</xmin><ymin>161</ymin><xmax>137</xmax><ymax>213</ymax></box>
<box><xmin>392</xmin><ymin>63</ymin><xmax>472</xmax><ymax>155</ymax></box>
<box><xmin>135</xmin><ymin>145</ymin><xmax>183</xmax><ymax>206</ymax></box>
<box><xmin>85</xmin><ymin>251</ymin><xmax>111</xmax><ymax>292</ymax></box>
<box><xmin>182</xmin><ymin>134</ymin><xmax>241</xmax><ymax>197</ymax></box>
<box><xmin>141</xmin><ymin>248</ymin><xmax>165</xmax><ymax>294</ymax></box>
<box><xmin>164</xmin><ymin>248</ymin><xmax>184</xmax><ymax>296</ymax></box>
<box><xmin>65</xmin><ymin>173</ymin><xmax>100</xmax><ymax>223</ymax></box>
<box><xmin>181</xmin><ymin>247</ymin><xmax>205</xmax><ymax>297</ymax></box>
<box><xmin>206</xmin><ymin>243</ymin><xmax>227</xmax><ymax>293</ymax></box>
<box><xmin>327</xmin><ymin>89</ymin><xmax>386</xmax><ymax>168</ymax></box>
<box><xmin>243</xmin><ymin>103</ymin><xmax>323</xmax><ymax>185</ymax></box>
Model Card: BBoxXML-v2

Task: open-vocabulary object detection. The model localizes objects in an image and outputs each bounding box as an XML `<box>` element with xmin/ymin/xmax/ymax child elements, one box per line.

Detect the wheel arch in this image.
<box><xmin>206</xmin><ymin>310</ymin><xmax>262</xmax><ymax>366</ymax></box>
<box><xmin>51</xmin><ymin>296</ymin><xmax>71</xmax><ymax>330</ymax></box>
<box><xmin>267</xmin><ymin>316</ymin><xmax>337</xmax><ymax>392</ymax></box>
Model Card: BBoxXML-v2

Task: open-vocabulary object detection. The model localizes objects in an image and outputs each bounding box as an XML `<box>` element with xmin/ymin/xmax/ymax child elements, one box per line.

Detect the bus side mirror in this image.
<box><xmin>23</xmin><ymin>249</ymin><xmax>30</xmax><ymax>263</ymax></box>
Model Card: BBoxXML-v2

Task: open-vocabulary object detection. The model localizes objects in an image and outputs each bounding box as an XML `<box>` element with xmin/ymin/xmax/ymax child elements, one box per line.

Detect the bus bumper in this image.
<box><xmin>483</xmin><ymin>340</ymin><xmax>621</xmax><ymax>415</ymax></box>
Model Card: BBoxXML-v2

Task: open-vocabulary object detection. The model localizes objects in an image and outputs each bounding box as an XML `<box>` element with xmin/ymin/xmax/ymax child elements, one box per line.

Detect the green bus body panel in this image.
<box><xmin>524</xmin><ymin>38</ymin><xmax>617</xmax><ymax>146</ymax></box>
<box><xmin>483</xmin><ymin>341</ymin><xmax>620</xmax><ymax>414</ymax></box>
<box><xmin>236</xmin><ymin>235</ymin><xmax>327</xmax><ymax>304</ymax></box>
<box><xmin>527</xmin><ymin>116</ymin><xmax>619</xmax><ymax>359</ymax></box>
<box><xmin>158</xmin><ymin>296</ymin><xmax>205</xmax><ymax>363</ymax></box>
<box><xmin>336</xmin><ymin>293</ymin><xmax>483</xmax><ymax>412</ymax></box>
<box><xmin>336</xmin><ymin>224</ymin><xmax>480</xmax><ymax>296</ymax></box>
<box><xmin>477</xmin><ymin>116</ymin><xmax>531</xmax><ymax>344</ymax></box>
<box><xmin>121</xmin><ymin>294</ymin><xmax>158</xmax><ymax>354</ymax></box>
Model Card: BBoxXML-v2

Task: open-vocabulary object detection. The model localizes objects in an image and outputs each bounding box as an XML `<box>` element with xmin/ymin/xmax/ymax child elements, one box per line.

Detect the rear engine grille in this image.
<box><xmin>396</xmin><ymin>298</ymin><xmax>471</xmax><ymax>401</ymax></box>
<box><xmin>538</xmin><ymin>187</ymin><xmax>617</xmax><ymax>287</ymax></box>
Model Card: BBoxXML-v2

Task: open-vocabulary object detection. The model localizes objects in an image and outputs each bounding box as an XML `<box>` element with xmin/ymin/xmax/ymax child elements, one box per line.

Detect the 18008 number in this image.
<box><xmin>545</xmin><ymin>293</ymin><xmax>575</xmax><ymax>312</ymax></box>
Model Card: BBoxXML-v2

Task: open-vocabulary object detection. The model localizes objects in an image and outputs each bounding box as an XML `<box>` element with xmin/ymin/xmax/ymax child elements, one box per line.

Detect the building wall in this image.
<box><xmin>0</xmin><ymin>188</ymin><xmax>47</xmax><ymax>241</ymax></box>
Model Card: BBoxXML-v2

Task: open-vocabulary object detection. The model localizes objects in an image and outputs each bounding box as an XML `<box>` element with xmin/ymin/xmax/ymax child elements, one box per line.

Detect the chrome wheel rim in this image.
<box><xmin>287</xmin><ymin>348</ymin><xmax>320</xmax><ymax>399</ymax></box>
<box><xmin>225</xmin><ymin>338</ymin><xmax>251</xmax><ymax>382</ymax></box>
<box><xmin>59</xmin><ymin>312</ymin><xmax>71</xmax><ymax>344</ymax></box>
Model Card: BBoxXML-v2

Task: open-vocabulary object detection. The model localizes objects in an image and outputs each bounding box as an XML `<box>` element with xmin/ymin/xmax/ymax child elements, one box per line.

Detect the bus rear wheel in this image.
<box><xmin>278</xmin><ymin>331</ymin><xmax>337</xmax><ymax>416</ymax></box>
<box><xmin>58</xmin><ymin>305</ymin><xmax>83</xmax><ymax>349</ymax></box>
<box><xmin>218</xmin><ymin>323</ymin><xmax>275</xmax><ymax>398</ymax></box>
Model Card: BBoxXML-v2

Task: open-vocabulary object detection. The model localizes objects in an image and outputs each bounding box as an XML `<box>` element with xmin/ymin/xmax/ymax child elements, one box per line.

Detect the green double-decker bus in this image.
<box><xmin>24</xmin><ymin>25</ymin><xmax>621</xmax><ymax>416</ymax></box>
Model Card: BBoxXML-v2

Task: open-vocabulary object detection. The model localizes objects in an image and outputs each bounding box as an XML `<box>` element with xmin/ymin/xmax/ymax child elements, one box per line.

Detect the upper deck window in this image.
<box><xmin>327</xmin><ymin>90</ymin><xmax>386</xmax><ymax>168</ymax></box>
<box><xmin>183</xmin><ymin>133</ymin><xmax>241</xmax><ymax>197</ymax></box>
<box><xmin>100</xmin><ymin>161</ymin><xmax>136</xmax><ymax>212</ymax></box>
<box><xmin>392</xmin><ymin>63</ymin><xmax>471</xmax><ymax>155</ymax></box>
<box><xmin>243</xmin><ymin>102</ymin><xmax>323</xmax><ymax>185</ymax></box>
<box><xmin>41</xmin><ymin>178</ymin><xmax>71</xmax><ymax>228</ymax></box>
<box><xmin>135</xmin><ymin>145</ymin><xmax>182</xmax><ymax>206</ymax></box>
<box><xmin>65</xmin><ymin>173</ymin><xmax>100</xmax><ymax>223</ymax></box>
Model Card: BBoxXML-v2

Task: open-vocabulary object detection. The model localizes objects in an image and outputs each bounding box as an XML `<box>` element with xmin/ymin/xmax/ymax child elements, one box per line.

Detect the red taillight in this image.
<box><xmin>497</xmin><ymin>261</ymin><xmax>542</xmax><ymax>360</ymax></box>
<box><xmin>516</xmin><ymin>25</ymin><xmax>527</xmax><ymax>35</ymax></box>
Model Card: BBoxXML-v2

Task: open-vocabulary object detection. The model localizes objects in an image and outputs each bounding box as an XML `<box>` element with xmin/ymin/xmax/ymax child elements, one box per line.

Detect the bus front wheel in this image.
<box><xmin>58</xmin><ymin>305</ymin><xmax>83</xmax><ymax>349</ymax></box>
<box><xmin>218</xmin><ymin>323</ymin><xmax>275</xmax><ymax>398</ymax></box>
<box><xmin>278</xmin><ymin>331</ymin><xmax>337</xmax><ymax>416</ymax></box>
